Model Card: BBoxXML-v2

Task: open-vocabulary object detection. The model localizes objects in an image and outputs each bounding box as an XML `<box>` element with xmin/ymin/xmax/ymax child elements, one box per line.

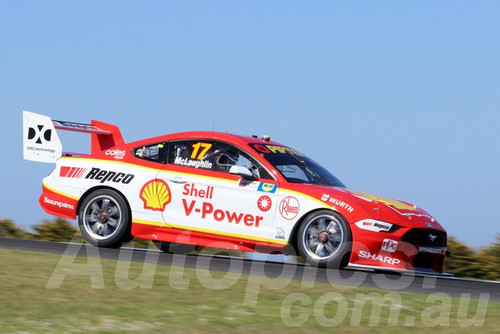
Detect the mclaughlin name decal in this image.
<box><xmin>174</xmin><ymin>157</ymin><xmax>213</xmax><ymax>169</ymax></box>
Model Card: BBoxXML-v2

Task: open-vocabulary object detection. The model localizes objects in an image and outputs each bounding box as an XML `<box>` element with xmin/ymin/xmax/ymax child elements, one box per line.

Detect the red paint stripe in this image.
<box><xmin>72</xmin><ymin>168</ymin><xmax>82</xmax><ymax>178</ymax></box>
<box><xmin>68</xmin><ymin>167</ymin><xmax>78</xmax><ymax>178</ymax></box>
<box><xmin>76</xmin><ymin>168</ymin><xmax>87</xmax><ymax>178</ymax></box>
<box><xmin>59</xmin><ymin>166</ymin><xmax>71</xmax><ymax>177</ymax></box>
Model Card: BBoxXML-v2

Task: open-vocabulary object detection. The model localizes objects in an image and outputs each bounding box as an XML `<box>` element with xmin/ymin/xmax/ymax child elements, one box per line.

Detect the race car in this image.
<box><xmin>23</xmin><ymin>111</ymin><xmax>448</xmax><ymax>273</ymax></box>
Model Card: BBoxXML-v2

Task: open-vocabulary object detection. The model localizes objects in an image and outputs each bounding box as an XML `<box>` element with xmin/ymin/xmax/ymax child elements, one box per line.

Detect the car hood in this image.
<box><xmin>300</xmin><ymin>185</ymin><xmax>444</xmax><ymax>230</ymax></box>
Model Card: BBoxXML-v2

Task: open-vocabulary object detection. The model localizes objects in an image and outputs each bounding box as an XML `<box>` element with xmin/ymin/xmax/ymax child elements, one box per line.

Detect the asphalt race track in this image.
<box><xmin>1</xmin><ymin>237</ymin><xmax>499</xmax><ymax>302</ymax></box>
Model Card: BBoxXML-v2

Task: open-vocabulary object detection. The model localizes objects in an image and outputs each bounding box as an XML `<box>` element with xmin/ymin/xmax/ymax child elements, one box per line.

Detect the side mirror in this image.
<box><xmin>229</xmin><ymin>165</ymin><xmax>257</xmax><ymax>180</ymax></box>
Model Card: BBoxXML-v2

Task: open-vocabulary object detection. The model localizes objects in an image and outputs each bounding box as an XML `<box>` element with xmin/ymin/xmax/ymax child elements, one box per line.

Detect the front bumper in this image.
<box><xmin>349</xmin><ymin>224</ymin><xmax>447</xmax><ymax>273</ymax></box>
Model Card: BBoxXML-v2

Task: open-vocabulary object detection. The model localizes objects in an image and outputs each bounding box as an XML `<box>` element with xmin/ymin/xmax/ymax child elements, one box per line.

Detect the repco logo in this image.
<box><xmin>85</xmin><ymin>167</ymin><xmax>134</xmax><ymax>184</ymax></box>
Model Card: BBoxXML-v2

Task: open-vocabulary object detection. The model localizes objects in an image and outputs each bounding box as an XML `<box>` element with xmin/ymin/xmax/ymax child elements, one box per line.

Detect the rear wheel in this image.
<box><xmin>297</xmin><ymin>210</ymin><xmax>351</xmax><ymax>269</ymax></box>
<box><xmin>78</xmin><ymin>189</ymin><xmax>131</xmax><ymax>248</ymax></box>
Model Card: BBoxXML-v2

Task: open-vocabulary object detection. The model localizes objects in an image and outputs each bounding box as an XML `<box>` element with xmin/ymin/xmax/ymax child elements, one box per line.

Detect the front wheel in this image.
<box><xmin>78</xmin><ymin>189</ymin><xmax>131</xmax><ymax>248</ymax></box>
<box><xmin>297</xmin><ymin>210</ymin><xmax>351</xmax><ymax>269</ymax></box>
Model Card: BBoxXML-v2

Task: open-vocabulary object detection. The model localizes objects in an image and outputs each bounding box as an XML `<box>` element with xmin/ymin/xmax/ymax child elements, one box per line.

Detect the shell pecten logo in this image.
<box><xmin>351</xmin><ymin>191</ymin><xmax>416</xmax><ymax>211</ymax></box>
<box><xmin>140</xmin><ymin>179</ymin><xmax>171</xmax><ymax>211</ymax></box>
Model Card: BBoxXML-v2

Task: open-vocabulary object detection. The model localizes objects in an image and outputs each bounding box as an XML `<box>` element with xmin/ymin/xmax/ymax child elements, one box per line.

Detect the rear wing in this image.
<box><xmin>23</xmin><ymin>111</ymin><xmax>124</xmax><ymax>163</ymax></box>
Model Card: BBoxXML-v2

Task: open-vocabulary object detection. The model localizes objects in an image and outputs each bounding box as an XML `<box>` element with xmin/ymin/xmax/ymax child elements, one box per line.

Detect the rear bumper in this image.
<box><xmin>39</xmin><ymin>183</ymin><xmax>79</xmax><ymax>219</ymax></box>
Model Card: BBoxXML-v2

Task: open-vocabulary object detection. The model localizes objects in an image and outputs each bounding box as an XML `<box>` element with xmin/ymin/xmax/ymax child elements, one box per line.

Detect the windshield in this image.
<box><xmin>249</xmin><ymin>143</ymin><xmax>346</xmax><ymax>187</ymax></box>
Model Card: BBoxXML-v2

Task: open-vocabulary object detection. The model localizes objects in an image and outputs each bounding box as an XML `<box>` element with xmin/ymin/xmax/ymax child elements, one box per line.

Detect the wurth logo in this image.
<box><xmin>60</xmin><ymin>166</ymin><xmax>88</xmax><ymax>178</ymax></box>
<box><xmin>320</xmin><ymin>193</ymin><xmax>354</xmax><ymax>213</ymax></box>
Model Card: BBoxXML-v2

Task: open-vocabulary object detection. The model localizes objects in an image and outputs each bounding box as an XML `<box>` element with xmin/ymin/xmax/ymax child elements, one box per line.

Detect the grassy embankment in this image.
<box><xmin>0</xmin><ymin>248</ymin><xmax>498</xmax><ymax>333</ymax></box>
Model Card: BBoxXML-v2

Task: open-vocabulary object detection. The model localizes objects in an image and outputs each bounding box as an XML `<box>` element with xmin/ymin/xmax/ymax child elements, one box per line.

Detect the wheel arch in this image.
<box><xmin>288</xmin><ymin>208</ymin><xmax>353</xmax><ymax>259</ymax></box>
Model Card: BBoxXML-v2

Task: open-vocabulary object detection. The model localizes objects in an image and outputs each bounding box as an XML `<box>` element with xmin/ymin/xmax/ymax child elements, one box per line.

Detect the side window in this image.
<box><xmin>168</xmin><ymin>140</ymin><xmax>215</xmax><ymax>169</ymax></box>
<box><xmin>132</xmin><ymin>142</ymin><xmax>168</xmax><ymax>163</ymax></box>
<box><xmin>168</xmin><ymin>140</ymin><xmax>273</xmax><ymax>179</ymax></box>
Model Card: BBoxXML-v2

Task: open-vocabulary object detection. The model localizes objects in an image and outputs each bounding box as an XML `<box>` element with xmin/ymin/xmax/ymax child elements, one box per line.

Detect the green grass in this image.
<box><xmin>0</xmin><ymin>248</ymin><xmax>498</xmax><ymax>333</ymax></box>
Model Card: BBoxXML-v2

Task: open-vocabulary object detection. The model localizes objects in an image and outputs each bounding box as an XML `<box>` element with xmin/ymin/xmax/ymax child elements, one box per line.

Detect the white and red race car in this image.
<box><xmin>23</xmin><ymin>111</ymin><xmax>448</xmax><ymax>272</ymax></box>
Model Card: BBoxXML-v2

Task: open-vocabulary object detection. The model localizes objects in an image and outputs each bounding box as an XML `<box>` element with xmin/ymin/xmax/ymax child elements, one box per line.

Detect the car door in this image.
<box><xmin>158</xmin><ymin>139</ymin><xmax>280</xmax><ymax>245</ymax></box>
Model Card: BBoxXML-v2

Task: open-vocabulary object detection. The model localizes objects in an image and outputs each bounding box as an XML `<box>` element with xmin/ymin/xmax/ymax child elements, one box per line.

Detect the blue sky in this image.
<box><xmin>1</xmin><ymin>1</ymin><xmax>498</xmax><ymax>247</ymax></box>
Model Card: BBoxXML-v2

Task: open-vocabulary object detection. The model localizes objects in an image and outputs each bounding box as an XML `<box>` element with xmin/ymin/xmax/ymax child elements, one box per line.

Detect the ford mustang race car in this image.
<box><xmin>23</xmin><ymin>111</ymin><xmax>447</xmax><ymax>273</ymax></box>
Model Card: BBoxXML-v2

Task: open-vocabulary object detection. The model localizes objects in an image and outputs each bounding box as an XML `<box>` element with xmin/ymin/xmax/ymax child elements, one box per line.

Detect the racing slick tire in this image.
<box><xmin>152</xmin><ymin>241</ymin><xmax>196</xmax><ymax>254</ymax></box>
<box><xmin>297</xmin><ymin>210</ymin><xmax>351</xmax><ymax>269</ymax></box>
<box><xmin>78</xmin><ymin>189</ymin><xmax>131</xmax><ymax>248</ymax></box>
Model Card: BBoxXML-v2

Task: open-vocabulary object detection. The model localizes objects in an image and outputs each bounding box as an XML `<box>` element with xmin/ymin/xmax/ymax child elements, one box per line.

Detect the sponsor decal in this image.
<box><xmin>59</xmin><ymin>166</ymin><xmax>88</xmax><ymax>178</ymax></box>
<box><xmin>182</xmin><ymin>199</ymin><xmax>262</xmax><ymax>227</ymax></box>
<box><xmin>182</xmin><ymin>183</ymin><xmax>214</xmax><ymax>199</ymax></box>
<box><xmin>253</xmin><ymin>144</ymin><xmax>271</xmax><ymax>154</ymax></box>
<box><xmin>27</xmin><ymin>124</ymin><xmax>53</xmax><ymax>145</ymax></box>
<box><xmin>43</xmin><ymin>196</ymin><xmax>75</xmax><ymax>210</ymax></box>
<box><xmin>418</xmin><ymin>246</ymin><xmax>446</xmax><ymax>255</ymax></box>
<box><xmin>257</xmin><ymin>195</ymin><xmax>272</xmax><ymax>212</ymax></box>
<box><xmin>279</xmin><ymin>196</ymin><xmax>300</xmax><ymax>220</ymax></box>
<box><xmin>321</xmin><ymin>194</ymin><xmax>354</xmax><ymax>213</ymax></box>
<box><xmin>25</xmin><ymin>145</ymin><xmax>56</xmax><ymax>154</ymax></box>
<box><xmin>381</xmin><ymin>239</ymin><xmax>398</xmax><ymax>253</ymax></box>
<box><xmin>174</xmin><ymin>157</ymin><xmax>213</xmax><ymax>169</ymax></box>
<box><xmin>351</xmin><ymin>191</ymin><xmax>417</xmax><ymax>211</ymax></box>
<box><xmin>257</xmin><ymin>182</ymin><xmax>277</xmax><ymax>193</ymax></box>
<box><xmin>140</xmin><ymin>180</ymin><xmax>171</xmax><ymax>211</ymax></box>
<box><xmin>105</xmin><ymin>149</ymin><xmax>126</xmax><ymax>160</ymax></box>
<box><xmin>52</xmin><ymin>120</ymin><xmax>103</xmax><ymax>132</ymax></box>
<box><xmin>425</xmin><ymin>222</ymin><xmax>435</xmax><ymax>228</ymax></box>
<box><xmin>251</xmin><ymin>144</ymin><xmax>304</xmax><ymax>156</ymax></box>
<box><xmin>358</xmin><ymin>251</ymin><xmax>401</xmax><ymax>265</ymax></box>
<box><xmin>354</xmin><ymin>219</ymin><xmax>393</xmax><ymax>232</ymax></box>
<box><xmin>276</xmin><ymin>227</ymin><xmax>286</xmax><ymax>240</ymax></box>
<box><xmin>190</xmin><ymin>142</ymin><xmax>213</xmax><ymax>159</ymax></box>
<box><xmin>85</xmin><ymin>167</ymin><xmax>135</xmax><ymax>184</ymax></box>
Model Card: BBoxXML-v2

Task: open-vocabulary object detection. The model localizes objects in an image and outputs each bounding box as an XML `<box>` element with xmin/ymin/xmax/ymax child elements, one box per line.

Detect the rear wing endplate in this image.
<box><xmin>23</xmin><ymin>111</ymin><xmax>124</xmax><ymax>163</ymax></box>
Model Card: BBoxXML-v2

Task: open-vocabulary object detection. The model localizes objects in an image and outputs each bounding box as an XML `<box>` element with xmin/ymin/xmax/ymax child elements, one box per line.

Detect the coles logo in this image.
<box><xmin>257</xmin><ymin>195</ymin><xmax>272</xmax><ymax>212</ymax></box>
<box><xmin>106</xmin><ymin>149</ymin><xmax>126</xmax><ymax>160</ymax></box>
<box><xmin>140</xmin><ymin>180</ymin><xmax>171</xmax><ymax>211</ymax></box>
<box><xmin>279</xmin><ymin>196</ymin><xmax>300</xmax><ymax>220</ymax></box>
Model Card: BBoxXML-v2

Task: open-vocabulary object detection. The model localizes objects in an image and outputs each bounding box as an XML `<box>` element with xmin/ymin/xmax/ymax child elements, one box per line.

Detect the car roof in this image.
<box><xmin>128</xmin><ymin>130</ymin><xmax>284</xmax><ymax>148</ymax></box>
